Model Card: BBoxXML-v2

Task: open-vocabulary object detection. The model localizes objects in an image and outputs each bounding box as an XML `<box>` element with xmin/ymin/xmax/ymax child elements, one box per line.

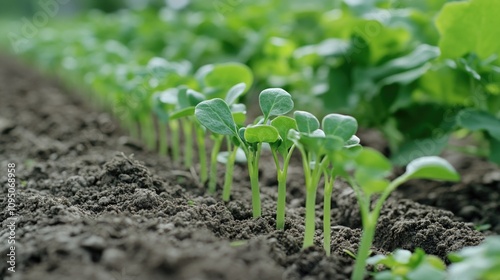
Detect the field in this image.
<box><xmin>1</xmin><ymin>1</ymin><xmax>500</xmax><ymax>279</ymax></box>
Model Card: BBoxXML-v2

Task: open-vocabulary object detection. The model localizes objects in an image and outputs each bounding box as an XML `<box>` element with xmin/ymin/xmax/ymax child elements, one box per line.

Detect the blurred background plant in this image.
<box><xmin>0</xmin><ymin>0</ymin><xmax>498</xmax><ymax>165</ymax></box>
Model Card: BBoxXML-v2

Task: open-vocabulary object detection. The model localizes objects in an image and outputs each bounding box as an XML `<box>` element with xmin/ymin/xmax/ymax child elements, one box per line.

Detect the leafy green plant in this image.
<box><xmin>367</xmin><ymin>248</ymin><xmax>446</xmax><ymax>280</ymax></box>
<box><xmin>448</xmin><ymin>236</ymin><xmax>500</xmax><ymax>280</ymax></box>
<box><xmin>341</xmin><ymin>152</ymin><xmax>460</xmax><ymax>280</ymax></box>
<box><xmin>195</xmin><ymin>88</ymin><xmax>294</xmax><ymax>218</ymax></box>
<box><xmin>288</xmin><ymin>111</ymin><xmax>360</xmax><ymax>251</ymax></box>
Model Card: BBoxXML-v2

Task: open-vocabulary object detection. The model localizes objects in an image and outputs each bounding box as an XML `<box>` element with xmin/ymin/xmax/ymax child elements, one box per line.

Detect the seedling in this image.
<box><xmin>342</xmin><ymin>151</ymin><xmax>460</xmax><ymax>280</ymax></box>
<box><xmin>448</xmin><ymin>236</ymin><xmax>500</xmax><ymax>280</ymax></box>
<box><xmin>288</xmin><ymin>111</ymin><xmax>359</xmax><ymax>251</ymax></box>
<box><xmin>195</xmin><ymin>88</ymin><xmax>294</xmax><ymax>218</ymax></box>
<box><xmin>367</xmin><ymin>248</ymin><xmax>446</xmax><ymax>280</ymax></box>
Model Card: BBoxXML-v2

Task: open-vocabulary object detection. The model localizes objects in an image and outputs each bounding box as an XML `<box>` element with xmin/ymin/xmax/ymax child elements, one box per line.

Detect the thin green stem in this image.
<box><xmin>208</xmin><ymin>135</ymin><xmax>223</xmax><ymax>194</ymax></box>
<box><xmin>223</xmin><ymin>142</ymin><xmax>238</xmax><ymax>201</ymax></box>
<box><xmin>351</xmin><ymin>175</ymin><xmax>407</xmax><ymax>280</ymax></box>
<box><xmin>274</xmin><ymin>146</ymin><xmax>296</xmax><ymax>230</ymax></box>
<box><xmin>182</xmin><ymin>119</ymin><xmax>193</xmax><ymax>168</ymax></box>
<box><xmin>158</xmin><ymin>122</ymin><xmax>168</xmax><ymax>156</ymax></box>
<box><xmin>170</xmin><ymin>120</ymin><xmax>181</xmax><ymax>163</ymax></box>
<box><xmin>195</xmin><ymin>124</ymin><xmax>208</xmax><ymax>183</ymax></box>
<box><xmin>248</xmin><ymin>150</ymin><xmax>262</xmax><ymax>218</ymax></box>
<box><xmin>323</xmin><ymin>174</ymin><xmax>335</xmax><ymax>256</ymax></box>
<box><xmin>140</xmin><ymin>114</ymin><xmax>156</xmax><ymax>150</ymax></box>
<box><xmin>351</xmin><ymin>216</ymin><xmax>376</xmax><ymax>280</ymax></box>
<box><xmin>303</xmin><ymin>186</ymin><xmax>317</xmax><ymax>248</ymax></box>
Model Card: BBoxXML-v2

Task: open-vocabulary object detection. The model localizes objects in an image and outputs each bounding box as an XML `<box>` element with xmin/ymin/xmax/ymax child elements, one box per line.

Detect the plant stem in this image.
<box><xmin>223</xmin><ymin>143</ymin><xmax>238</xmax><ymax>201</ymax></box>
<box><xmin>182</xmin><ymin>119</ymin><xmax>193</xmax><ymax>168</ymax></box>
<box><xmin>273</xmin><ymin>146</ymin><xmax>295</xmax><ymax>230</ymax></box>
<box><xmin>351</xmin><ymin>176</ymin><xmax>407</xmax><ymax>280</ymax></box>
<box><xmin>351</xmin><ymin>216</ymin><xmax>376</xmax><ymax>280</ymax></box>
<box><xmin>323</xmin><ymin>174</ymin><xmax>334</xmax><ymax>256</ymax></box>
<box><xmin>170</xmin><ymin>120</ymin><xmax>181</xmax><ymax>163</ymax></box>
<box><xmin>247</xmin><ymin>144</ymin><xmax>262</xmax><ymax>218</ymax></box>
<box><xmin>208</xmin><ymin>135</ymin><xmax>223</xmax><ymax>194</ymax></box>
<box><xmin>303</xmin><ymin>186</ymin><xmax>317</xmax><ymax>248</ymax></box>
<box><xmin>140</xmin><ymin>114</ymin><xmax>156</xmax><ymax>150</ymax></box>
<box><xmin>158</xmin><ymin>122</ymin><xmax>168</xmax><ymax>156</ymax></box>
<box><xmin>195</xmin><ymin>124</ymin><xmax>208</xmax><ymax>183</ymax></box>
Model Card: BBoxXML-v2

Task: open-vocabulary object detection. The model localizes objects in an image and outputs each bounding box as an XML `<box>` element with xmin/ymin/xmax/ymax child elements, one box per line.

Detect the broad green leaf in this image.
<box><xmin>437</xmin><ymin>0</ymin><xmax>500</xmax><ymax>60</ymax></box>
<box><xmin>169</xmin><ymin>107</ymin><xmax>195</xmax><ymax>120</ymax></box>
<box><xmin>294</xmin><ymin>111</ymin><xmax>319</xmax><ymax>133</ymax></box>
<box><xmin>195</xmin><ymin>99</ymin><xmax>237</xmax><ymax>136</ymax></box>
<box><xmin>391</xmin><ymin>135</ymin><xmax>450</xmax><ymax>166</ymax></box>
<box><xmin>204</xmin><ymin>63</ymin><xmax>253</xmax><ymax>99</ymax></box>
<box><xmin>231</xmin><ymin>103</ymin><xmax>247</xmax><ymax>126</ymax></box>
<box><xmin>457</xmin><ymin>109</ymin><xmax>500</xmax><ymax>140</ymax></box>
<box><xmin>403</xmin><ymin>156</ymin><xmax>460</xmax><ymax>181</ymax></box>
<box><xmin>299</xmin><ymin>134</ymin><xmax>343</xmax><ymax>156</ymax></box>
<box><xmin>225</xmin><ymin>83</ymin><xmax>247</xmax><ymax>105</ymax></box>
<box><xmin>158</xmin><ymin>88</ymin><xmax>178</xmax><ymax>105</ymax></box>
<box><xmin>187</xmin><ymin>89</ymin><xmax>205</xmax><ymax>106</ymax></box>
<box><xmin>232</xmin><ymin>112</ymin><xmax>246</xmax><ymax>126</ymax></box>
<box><xmin>345</xmin><ymin>135</ymin><xmax>360</xmax><ymax>148</ymax></box>
<box><xmin>244</xmin><ymin>125</ymin><xmax>280</xmax><ymax>143</ymax></box>
<box><xmin>259</xmin><ymin>88</ymin><xmax>294</xmax><ymax>119</ymax></box>
<box><xmin>322</xmin><ymin>114</ymin><xmax>358</xmax><ymax>141</ymax></box>
<box><xmin>271</xmin><ymin>116</ymin><xmax>297</xmax><ymax>156</ymax></box>
<box><xmin>355</xmin><ymin>148</ymin><xmax>392</xmax><ymax>179</ymax></box>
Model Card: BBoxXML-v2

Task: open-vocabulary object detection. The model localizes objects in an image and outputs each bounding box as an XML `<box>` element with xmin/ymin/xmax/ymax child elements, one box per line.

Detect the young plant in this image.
<box><xmin>269</xmin><ymin>115</ymin><xmax>297</xmax><ymax>229</ymax></box>
<box><xmin>343</xmin><ymin>151</ymin><xmax>460</xmax><ymax>280</ymax></box>
<box><xmin>195</xmin><ymin>88</ymin><xmax>294</xmax><ymax>218</ymax></box>
<box><xmin>448</xmin><ymin>235</ymin><xmax>500</xmax><ymax>280</ymax></box>
<box><xmin>367</xmin><ymin>248</ymin><xmax>446</xmax><ymax>280</ymax></box>
<box><xmin>288</xmin><ymin>111</ymin><xmax>359</xmax><ymax>251</ymax></box>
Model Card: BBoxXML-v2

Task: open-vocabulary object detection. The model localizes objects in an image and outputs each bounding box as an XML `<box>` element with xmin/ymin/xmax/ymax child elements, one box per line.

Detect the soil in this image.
<box><xmin>0</xmin><ymin>54</ymin><xmax>497</xmax><ymax>280</ymax></box>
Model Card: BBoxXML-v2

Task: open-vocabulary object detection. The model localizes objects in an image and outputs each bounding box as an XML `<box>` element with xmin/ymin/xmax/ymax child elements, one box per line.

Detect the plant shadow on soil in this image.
<box><xmin>0</xmin><ymin>55</ymin><xmax>497</xmax><ymax>280</ymax></box>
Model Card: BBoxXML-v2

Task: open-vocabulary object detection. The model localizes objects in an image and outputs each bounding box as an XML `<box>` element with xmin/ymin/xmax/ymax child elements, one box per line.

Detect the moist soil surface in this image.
<box><xmin>0</xmin><ymin>55</ymin><xmax>498</xmax><ymax>280</ymax></box>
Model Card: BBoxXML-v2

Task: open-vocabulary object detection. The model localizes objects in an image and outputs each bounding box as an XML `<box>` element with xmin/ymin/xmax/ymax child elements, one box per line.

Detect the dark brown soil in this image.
<box><xmin>0</xmin><ymin>55</ymin><xmax>494</xmax><ymax>280</ymax></box>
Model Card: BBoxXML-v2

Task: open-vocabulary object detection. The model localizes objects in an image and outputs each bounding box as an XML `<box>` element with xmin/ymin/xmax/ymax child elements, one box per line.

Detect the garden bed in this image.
<box><xmin>0</xmin><ymin>55</ymin><xmax>498</xmax><ymax>280</ymax></box>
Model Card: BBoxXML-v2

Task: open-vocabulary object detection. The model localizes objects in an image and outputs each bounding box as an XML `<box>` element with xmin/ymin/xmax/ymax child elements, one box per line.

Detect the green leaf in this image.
<box><xmin>187</xmin><ymin>89</ymin><xmax>205</xmax><ymax>106</ymax></box>
<box><xmin>403</xmin><ymin>156</ymin><xmax>460</xmax><ymax>181</ymax></box>
<box><xmin>259</xmin><ymin>88</ymin><xmax>294</xmax><ymax>119</ymax></box>
<box><xmin>391</xmin><ymin>136</ymin><xmax>450</xmax><ymax>166</ymax></box>
<box><xmin>345</xmin><ymin>135</ymin><xmax>361</xmax><ymax>148</ymax></box>
<box><xmin>203</xmin><ymin>63</ymin><xmax>253</xmax><ymax>99</ymax></box>
<box><xmin>457</xmin><ymin>109</ymin><xmax>500</xmax><ymax>140</ymax></box>
<box><xmin>294</xmin><ymin>111</ymin><xmax>319</xmax><ymax>133</ymax></box>
<box><xmin>489</xmin><ymin>138</ymin><xmax>500</xmax><ymax>165</ymax></box>
<box><xmin>244</xmin><ymin>125</ymin><xmax>280</xmax><ymax>143</ymax></box>
<box><xmin>322</xmin><ymin>114</ymin><xmax>358</xmax><ymax>141</ymax></box>
<box><xmin>270</xmin><ymin>116</ymin><xmax>297</xmax><ymax>155</ymax></box>
<box><xmin>170</xmin><ymin>107</ymin><xmax>195</xmax><ymax>120</ymax></box>
<box><xmin>225</xmin><ymin>83</ymin><xmax>247</xmax><ymax>105</ymax></box>
<box><xmin>436</xmin><ymin>0</ymin><xmax>500</xmax><ymax>60</ymax></box>
<box><xmin>355</xmin><ymin>148</ymin><xmax>393</xmax><ymax>177</ymax></box>
<box><xmin>195</xmin><ymin>99</ymin><xmax>237</xmax><ymax>136</ymax></box>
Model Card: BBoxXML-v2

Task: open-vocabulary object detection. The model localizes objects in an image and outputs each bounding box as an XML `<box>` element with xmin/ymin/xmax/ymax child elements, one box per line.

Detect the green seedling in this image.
<box><xmin>448</xmin><ymin>236</ymin><xmax>500</xmax><ymax>280</ymax></box>
<box><xmin>242</xmin><ymin>88</ymin><xmax>295</xmax><ymax>218</ymax></box>
<box><xmin>154</xmin><ymin>88</ymin><xmax>181</xmax><ymax>163</ymax></box>
<box><xmin>367</xmin><ymin>248</ymin><xmax>446</xmax><ymax>280</ymax></box>
<box><xmin>288</xmin><ymin>111</ymin><xmax>359</xmax><ymax>252</ymax></box>
<box><xmin>195</xmin><ymin>88</ymin><xmax>294</xmax><ymax>218</ymax></box>
<box><xmin>344</xmin><ymin>151</ymin><xmax>460</xmax><ymax>280</ymax></box>
<box><xmin>269</xmin><ymin>115</ymin><xmax>297</xmax><ymax>229</ymax></box>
